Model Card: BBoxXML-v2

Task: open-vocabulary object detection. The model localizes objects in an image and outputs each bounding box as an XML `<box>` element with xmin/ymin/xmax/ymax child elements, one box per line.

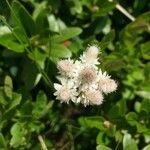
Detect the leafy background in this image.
<box><xmin>0</xmin><ymin>0</ymin><xmax>150</xmax><ymax>150</ymax></box>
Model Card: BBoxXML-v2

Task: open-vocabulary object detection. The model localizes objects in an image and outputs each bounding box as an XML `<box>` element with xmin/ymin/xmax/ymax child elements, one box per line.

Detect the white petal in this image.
<box><xmin>77</xmin><ymin>97</ymin><xmax>81</xmax><ymax>103</ymax></box>
<box><xmin>54</xmin><ymin>83</ymin><xmax>62</xmax><ymax>90</ymax></box>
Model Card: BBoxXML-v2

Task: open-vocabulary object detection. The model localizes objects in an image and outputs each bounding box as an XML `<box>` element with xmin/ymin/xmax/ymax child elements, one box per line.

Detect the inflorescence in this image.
<box><xmin>54</xmin><ymin>45</ymin><xmax>117</xmax><ymax>106</ymax></box>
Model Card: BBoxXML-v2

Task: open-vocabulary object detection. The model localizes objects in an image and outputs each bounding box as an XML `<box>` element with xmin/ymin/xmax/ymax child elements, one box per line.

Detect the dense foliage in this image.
<box><xmin>0</xmin><ymin>0</ymin><xmax>150</xmax><ymax>149</ymax></box>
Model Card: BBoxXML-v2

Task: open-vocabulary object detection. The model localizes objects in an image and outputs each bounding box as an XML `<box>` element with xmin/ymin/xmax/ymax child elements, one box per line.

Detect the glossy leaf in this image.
<box><xmin>120</xmin><ymin>12</ymin><xmax>150</xmax><ymax>50</ymax></box>
<box><xmin>10</xmin><ymin>123</ymin><xmax>26</xmax><ymax>148</ymax></box>
<box><xmin>4</xmin><ymin>75</ymin><xmax>13</xmax><ymax>99</ymax></box>
<box><xmin>123</xmin><ymin>133</ymin><xmax>138</xmax><ymax>150</ymax></box>
<box><xmin>79</xmin><ymin>116</ymin><xmax>104</xmax><ymax>130</ymax></box>
<box><xmin>0</xmin><ymin>33</ymin><xmax>25</xmax><ymax>52</ymax></box>
<box><xmin>96</xmin><ymin>145</ymin><xmax>112</xmax><ymax>150</ymax></box>
<box><xmin>6</xmin><ymin>93</ymin><xmax>22</xmax><ymax>113</ymax></box>
<box><xmin>32</xmin><ymin>91</ymin><xmax>47</xmax><ymax>119</ymax></box>
<box><xmin>143</xmin><ymin>144</ymin><xmax>150</xmax><ymax>150</ymax></box>
<box><xmin>52</xmin><ymin>27</ymin><xmax>82</xmax><ymax>42</ymax></box>
<box><xmin>50</xmin><ymin>44</ymin><xmax>72</xmax><ymax>59</ymax></box>
<box><xmin>12</xmin><ymin>1</ymin><xmax>36</xmax><ymax>37</ymax></box>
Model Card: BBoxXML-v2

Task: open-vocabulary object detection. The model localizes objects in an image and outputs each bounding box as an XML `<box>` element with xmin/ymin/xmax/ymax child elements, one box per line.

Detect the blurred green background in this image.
<box><xmin>0</xmin><ymin>0</ymin><xmax>150</xmax><ymax>149</ymax></box>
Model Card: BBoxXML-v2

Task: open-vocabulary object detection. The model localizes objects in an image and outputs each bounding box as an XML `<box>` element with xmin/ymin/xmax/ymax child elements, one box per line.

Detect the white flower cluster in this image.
<box><xmin>54</xmin><ymin>45</ymin><xmax>117</xmax><ymax>106</ymax></box>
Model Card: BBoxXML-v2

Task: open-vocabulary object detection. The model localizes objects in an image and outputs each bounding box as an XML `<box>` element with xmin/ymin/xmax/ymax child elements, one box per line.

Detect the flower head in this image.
<box><xmin>85</xmin><ymin>90</ymin><xmax>103</xmax><ymax>105</ymax></box>
<box><xmin>79</xmin><ymin>67</ymin><xmax>97</xmax><ymax>84</ymax></box>
<box><xmin>54</xmin><ymin>79</ymin><xmax>78</xmax><ymax>103</ymax></box>
<box><xmin>57</xmin><ymin>59</ymin><xmax>74</xmax><ymax>77</ymax></box>
<box><xmin>54</xmin><ymin>45</ymin><xmax>117</xmax><ymax>106</ymax></box>
<box><xmin>80</xmin><ymin>45</ymin><xmax>100</xmax><ymax>66</ymax></box>
<box><xmin>86</xmin><ymin>45</ymin><xmax>99</xmax><ymax>59</ymax></box>
<box><xmin>99</xmin><ymin>78</ymin><xmax>117</xmax><ymax>94</ymax></box>
<box><xmin>54</xmin><ymin>85</ymin><xmax>71</xmax><ymax>102</ymax></box>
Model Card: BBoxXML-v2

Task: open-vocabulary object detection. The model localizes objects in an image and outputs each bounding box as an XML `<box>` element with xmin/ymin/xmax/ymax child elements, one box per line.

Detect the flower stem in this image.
<box><xmin>116</xmin><ymin>4</ymin><xmax>135</xmax><ymax>21</ymax></box>
<box><xmin>38</xmin><ymin>135</ymin><xmax>48</xmax><ymax>150</ymax></box>
<box><xmin>108</xmin><ymin>0</ymin><xmax>136</xmax><ymax>21</ymax></box>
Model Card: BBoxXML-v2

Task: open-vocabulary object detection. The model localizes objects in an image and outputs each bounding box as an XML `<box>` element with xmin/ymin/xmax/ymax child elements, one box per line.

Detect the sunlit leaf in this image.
<box><xmin>10</xmin><ymin>123</ymin><xmax>26</xmax><ymax>148</ymax></box>
<box><xmin>4</xmin><ymin>75</ymin><xmax>13</xmax><ymax>99</ymax></box>
<box><xmin>79</xmin><ymin>116</ymin><xmax>104</xmax><ymax>130</ymax></box>
<box><xmin>123</xmin><ymin>133</ymin><xmax>138</xmax><ymax>150</ymax></box>
<box><xmin>0</xmin><ymin>33</ymin><xmax>26</xmax><ymax>52</ymax></box>
<box><xmin>96</xmin><ymin>145</ymin><xmax>112</xmax><ymax>150</ymax></box>
<box><xmin>52</xmin><ymin>27</ymin><xmax>82</xmax><ymax>42</ymax></box>
<box><xmin>32</xmin><ymin>91</ymin><xmax>47</xmax><ymax>119</ymax></box>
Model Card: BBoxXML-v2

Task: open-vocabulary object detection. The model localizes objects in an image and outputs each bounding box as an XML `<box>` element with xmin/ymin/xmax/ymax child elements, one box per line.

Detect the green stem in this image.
<box><xmin>38</xmin><ymin>135</ymin><xmax>48</xmax><ymax>150</ymax></box>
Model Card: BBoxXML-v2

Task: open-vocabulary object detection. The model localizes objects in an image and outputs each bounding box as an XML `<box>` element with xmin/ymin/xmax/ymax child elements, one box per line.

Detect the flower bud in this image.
<box><xmin>79</xmin><ymin>67</ymin><xmax>97</xmax><ymax>83</ymax></box>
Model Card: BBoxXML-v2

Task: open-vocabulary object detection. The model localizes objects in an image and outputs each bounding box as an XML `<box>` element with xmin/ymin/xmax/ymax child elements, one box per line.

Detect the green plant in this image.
<box><xmin>0</xmin><ymin>0</ymin><xmax>149</xmax><ymax>149</ymax></box>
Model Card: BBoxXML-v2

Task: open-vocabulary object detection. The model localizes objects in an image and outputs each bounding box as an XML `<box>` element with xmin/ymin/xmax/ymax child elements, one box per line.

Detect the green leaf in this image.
<box><xmin>33</xmin><ymin>1</ymin><xmax>47</xmax><ymax>20</ymax></box>
<box><xmin>70</xmin><ymin>0</ymin><xmax>82</xmax><ymax>14</ymax></box>
<box><xmin>13</xmin><ymin>27</ymin><xmax>28</xmax><ymax>43</ymax></box>
<box><xmin>0</xmin><ymin>120</ymin><xmax>7</xmax><ymax>131</ymax></box>
<box><xmin>6</xmin><ymin>92</ymin><xmax>22</xmax><ymax>113</ymax></box>
<box><xmin>11</xmin><ymin>1</ymin><xmax>36</xmax><ymax>37</ymax></box>
<box><xmin>96</xmin><ymin>132</ymin><xmax>104</xmax><ymax>145</ymax></box>
<box><xmin>136</xmin><ymin>91</ymin><xmax>150</xmax><ymax>99</ymax></box>
<box><xmin>141</xmin><ymin>99</ymin><xmax>150</xmax><ymax>113</ymax></box>
<box><xmin>4</xmin><ymin>75</ymin><xmax>13</xmax><ymax>99</ymax></box>
<box><xmin>134</xmin><ymin>101</ymin><xmax>141</xmax><ymax>113</ymax></box>
<box><xmin>96</xmin><ymin>145</ymin><xmax>112</xmax><ymax>150</ymax></box>
<box><xmin>0</xmin><ymin>133</ymin><xmax>6</xmax><ymax>148</ymax></box>
<box><xmin>79</xmin><ymin>116</ymin><xmax>104</xmax><ymax>130</ymax></box>
<box><xmin>0</xmin><ymin>25</ymin><xmax>11</xmax><ymax>35</ymax></box>
<box><xmin>33</xmin><ymin>2</ymin><xmax>49</xmax><ymax>35</ymax></box>
<box><xmin>100</xmin><ymin>30</ymin><xmax>115</xmax><ymax>50</ymax></box>
<box><xmin>103</xmin><ymin>54</ymin><xmax>126</xmax><ymax>71</ymax></box>
<box><xmin>94</xmin><ymin>0</ymin><xmax>117</xmax><ymax>17</ymax></box>
<box><xmin>32</xmin><ymin>91</ymin><xmax>47</xmax><ymax>119</ymax></box>
<box><xmin>10</xmin><ymin>123</ymin><xmax>26</xmax><ymax>148</ymax></box>
<box><xmin>108</xmin><ymin>99</ymin><xmax>126</xmax><ymax>119</ymax></box>
<box><xmin>126</xmin><ymin>113</ymin><xmax>147</xmax><ymax>133</ymax></box>
<box><xmin>96</xmin><ymin>132</ymin><xmax>110</xmax><ymax>145</ymax></box>
<box><xmin>144</xmin><ymin>131</ymin><xmax>150</xmax><ymax>144</ymax></box>
<box><xmin>21</xmin><ymin>58</ymin><xmax>41</xmax><ymax>90</ymax></box>
<box><xmin>0</xmin><ymin>88</ymin><xmax>7</xmax><ymax>105</ymax></box>
<box><xmin>120</xmin><ymin>12</ymin><xmax>150</xmax><ymax>50</ymax></box>
<box><xmin>123</xmin><ymin>133</ymin><xmax>138</xmax><ymax>150</ymax></box>
<box><xmin>0</xmin><ymin>33</ymin><xmax>25</xmax><ymax>52</ymax></box>
<box><xmin>126</xmin><ymin>112</ymin><xmax>138</xmax><ymax>126</ymax></box>
<box><xmin>144</xmin><ymin>63</ymin><xmax>150</xmax><ymax>80</ymax></box>
<box><xmin>68</xmin><ymin>38</ymin><xmax>83</xmax><ymax>55</ymax></box>
<box><xmin>115</xmin><ymin>131</ymin><xmax>123</xmax><ymax>142</ymax></box>
<box><xmin>28</xmin><ymin>48</ymin><xmax>46</xmax><ymax>68</ymax></box>
<box><xmin>136</xmin><ymin>123</ymin><xmax>148</xmax><ymax>133</ymax></box>
<box><xmin>48</xmin><ymin>14</ymin><xmax>61</xmax><ymax>32</ymax></box>
<box><xmin>52</xmin><ymin>27</ymin><xmax>82</xmax><ymax>42</ymax></box>
<box><xmin>50</xmin><ymin>44</ymin><xmax>72</xmax><ymax>59</ymax></box>
<box><xmin>143</xmin><ymin>144</ymin><xmax>150</xmax><ymax>150</ymax></box>
<box><xmin>141</xmin><ymin>42</ymin><xmax>150</xmax><ymax>60</ymax></box>
<box><xmin>28</xmin><ymin>121</ymin><xmax>45</xmax><ymax>133</ymax></box>
<box><xmin>20</xmin><ymin>101</ymin><xmax>33</xmax><ymax>117</ymax></box>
